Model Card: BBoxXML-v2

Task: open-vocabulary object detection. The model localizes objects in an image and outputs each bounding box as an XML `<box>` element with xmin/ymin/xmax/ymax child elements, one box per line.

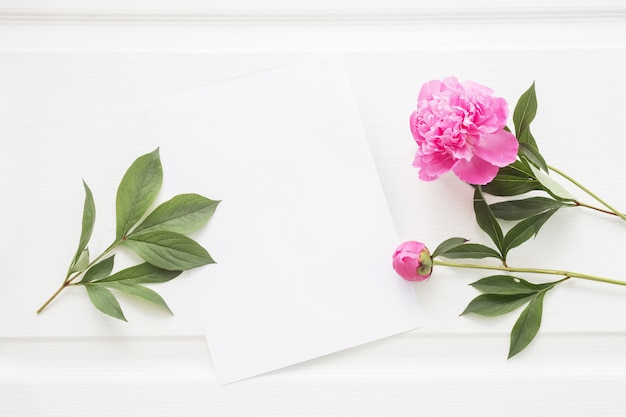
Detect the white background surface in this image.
<box><xmin>3</xmin><ymin>1</ymin><xmax>626</xmax><ymax>415</ymax></box>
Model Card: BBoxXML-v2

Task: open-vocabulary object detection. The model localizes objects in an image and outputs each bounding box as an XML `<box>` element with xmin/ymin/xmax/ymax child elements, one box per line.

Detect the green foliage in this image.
<box><xmin>490</xmin><ymin>197</ymin><xmax>572</xmax><ymax>221</ymax></box>
<box><xmin>124</xmin><ymin>231</ymin><xmax>214</xmax><ymax>271</ymax></box>
<box><xmin>68</xmin><ymin>181</ymin><xmax>96</xmax><ymax>275</ymax></box>
<box><xmin>40</xmin><ymin>148</ymin><xmax>219</xmax><ymax>321</ymax></box>
<box><xmin>462</xmin><ymin>275</ymin><xmax>564</xmax><ymax>358</ymax></box>
<box><xmin>436</xmin><ymin>243</ymin><xmax>502</xmax><ymax>260</ymax></box>
<box><xmin>473</xmin><ymin>187</ymin><xmax>505</xmax><ymax>259</ymax></box>
<box><xmin>431</xmin><ymin>237</ymin><xmax>468</xmax><ymax>259</ymax></box>
<box><xmin>500</xmin><ymin>209</ymin><xmax>558</xmax><ymax>258</ymax></box>
<box><xmin>512</xmin><ymin>82</ymin><xmax>537</xmax><ymax>143</ymax></box>
<box><xmin>115</xmin><ymin>148</ymin><xmax>163</xmax><ymax>241</ymax></box>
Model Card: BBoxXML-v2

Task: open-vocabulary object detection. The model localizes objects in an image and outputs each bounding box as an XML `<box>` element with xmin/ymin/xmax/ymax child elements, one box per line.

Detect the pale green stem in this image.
<box><xmin>433</xmin><ymin>259</ymin><xmax>626</xmax><ymax>287</ymax></box>
<box><xmin>36</xmin><ymin>240</ymin><xmax>123</xmax><ymax>314</ymax></box>
<box><xmin>548</xmin><ymin>164</ymin><xmax>626</xmax><ymax>222</ymax></box>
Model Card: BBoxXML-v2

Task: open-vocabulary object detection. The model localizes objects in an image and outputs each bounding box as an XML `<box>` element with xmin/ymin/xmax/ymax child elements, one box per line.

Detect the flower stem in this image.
<box><xmin>36</xmin><ymin>240</ymin><xmax>122</xmax><ymax>314</ymax></box>
<box><xmin>548</xmin><ymin>164</ymin><xmax>626</xmax><ymax>222</ymax></box>
<box><xmin>433</xmin><ymin>259</ymin><xmax>626</xmax><ymax>287</ymax></box>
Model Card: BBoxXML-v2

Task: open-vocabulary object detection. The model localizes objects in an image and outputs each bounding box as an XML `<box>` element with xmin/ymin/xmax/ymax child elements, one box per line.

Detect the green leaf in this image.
<box><xmin>490</xmin><ymin>197</ymin><xmax>571</xmax><ymax>220</ymax></box>
<box><xmin>508</xmin><ymin>291</ymin><xmax>546</xmax><ymax>358</ymax></box>
<box><xmin>97</xmin><ymin>262</ymin><xmax>182</xmax><ymax>284</ymax></box>
<box><xmin>431</xmin><ymin>237</ymin><xmax>468</xmax><ymax>259</ymax></box>
<box><xmin>101</xmin><ymin>282</ymin><xmax>172</xmax><ymax>314</ymax></box>
<box><xmin>513</xmin><ymin>82</ymin><xmax>537</xmax><ymax>140</ymax></box>
<box><xmin>130</xmin><ymin>194</ymin><xmax>220</xmax><ymax>236</ymax></box>
<box><xmin>70</xmin><ymin>248</ymin><xmax>90</xmax><ymax>274</ymax></box>
<box><xmin>69</xmin><ymin>181</ymin><xmax>96</xmax><ymax>273</ymax></box>
<box><xmin>124</xmin><ymin>231</ymin><xmax>214</xmax><ymax>271</ymax></box>
<box><xmin>473</xmin><ymin>187</ymin><xmax>504</xmax><ymax>256</ymax></box>
<box><xmin>437</xmin><ymin>243</ymin><xmax>502</xmax><ymax>260</ymax></box>
<box><xmin>461</xmin><ymin>293</ymin><xmax>534</xmax><ymax>317</ymax></box>
<box><xmin>470</xmin><ymin>275</ymin><xmax>554</xmax><ymax>295</ymax></box>
<box><xmin>79</xmin><ymin>255</ymin><xmax>115</xmax><ymax>284</ymax></box>
<box><xmin>519</xmin><ymin>140</ymin><xmax>548</xmax><ymax>173</ymax></box>
<box><xmin>84</xmin><ymin>284</ymin><xmax>127</xmax><ymax>321</ymax></box>
<box><xmin>502</xmin><ymin>209</ymin><xmax>557</xmax><ymax>257</ymax></box>
<box><xmin>481</xmin><ymin>160</ymin><xmax>542</xmax><ymax>197</ymax></box>
<box><xmin>529</xmin><ymin>164</ymin><xmax>576</xmax><ymax>202</ymax></box>
<box><xmin>116</xmin><ymin>148</ymin><xmax>163</xmax><ymax>240</ymax></box>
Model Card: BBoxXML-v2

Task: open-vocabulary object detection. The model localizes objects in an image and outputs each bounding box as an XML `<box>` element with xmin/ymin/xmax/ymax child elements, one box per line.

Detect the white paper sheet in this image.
<box><xmin>145</xmin><ymin>55</ymin><xmax>423</xmax><ymax>384</ymax></box>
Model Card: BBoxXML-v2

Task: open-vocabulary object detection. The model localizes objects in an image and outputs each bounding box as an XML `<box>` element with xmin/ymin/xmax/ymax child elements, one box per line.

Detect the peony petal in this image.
<box><xmin>413</xmin><ymin>151</ymin><xmax>456</xmax><ymax>181</ymax></box>
<box><xmin>461</xmin><ymin>79</ymin><xmax>494</xmax><ymax>96</ymax></box>
<box><xmin>473</xmin><ymin>129</ymin><xmax>519</xmax><ymax>167</ymax></box>
<box><xmin>418</xmin><ymin>79</ymin><xmax>444</xmax><ymax>101</ymax></box>
<box><xmin>452</xmin><ymin>156</ymin><xmax>500</xmax><ymax>185</ymax></box>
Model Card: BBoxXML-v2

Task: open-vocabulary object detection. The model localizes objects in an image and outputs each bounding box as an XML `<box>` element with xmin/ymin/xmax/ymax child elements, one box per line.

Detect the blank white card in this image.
<box><xmin>145</xmin><ymin>55</ymin><xmax>423</xmax><ymax>384</ymax></box>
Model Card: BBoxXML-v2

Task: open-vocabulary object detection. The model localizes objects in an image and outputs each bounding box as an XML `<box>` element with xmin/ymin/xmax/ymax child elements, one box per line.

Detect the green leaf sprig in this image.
<box><xmin>483</xmin><ymin>82</ymin><xmax>626</xmax><ymax>223</ymax></box>
<box><xmin>37</xmin><ymin>148</ymin><xmax>220</xmax><ymax>321</ymax></box>
<box><xmin>428</xmin><ymin>238</ymin><xmax>626</xmax><ymax>358</ymax></box>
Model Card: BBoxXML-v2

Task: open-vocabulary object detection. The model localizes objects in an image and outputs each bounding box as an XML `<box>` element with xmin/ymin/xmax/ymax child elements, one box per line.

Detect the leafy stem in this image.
<box><xmin>547</xmin><ymin>164</ymin><xmax>626</xmax><ymax>222</ymax></box>
<box><xmin>433</xmin><ymin>259</ymin><xmax>626</xmax><ymax>287</ymax></box>
<box><xmin>37</xmin><ymin>148</ymin><xmax>220</xmax><ymax>320</ymax></box>
<box><xmin>36</xmin><ymin>241</ymin><xmax>122</xmax><ymax>314</ymax></box>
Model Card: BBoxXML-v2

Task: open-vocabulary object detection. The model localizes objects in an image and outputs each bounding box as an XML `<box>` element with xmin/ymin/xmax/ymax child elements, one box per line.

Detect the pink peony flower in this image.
<box><xmin>392</xmin><ymin>240</ymin><xmax>433</xmax><ymax>282</ymax></box>
<box><xmin>410</xmin><ymin>77</ymin><xmax>519</xmax><ymax>185</ymax></box>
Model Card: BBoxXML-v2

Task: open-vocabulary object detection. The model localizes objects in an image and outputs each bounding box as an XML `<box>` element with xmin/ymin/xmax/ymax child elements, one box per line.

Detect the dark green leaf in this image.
<box><xmin>116</xmin><ymin>148</ymin><xmax>163</xmax><ymax>240</ymax></box>
<box><xmin>502</xmin><ymin>209</ymin><xmax>557</xmax><ymax>257</ymax></box>
<box><xmin>481</xmin><ymin>160</ymin><xmax>542</xmax><ymax>197</ymax></box>
<box><xmin>473</xmin><ymin>187</ymin><xmax>504</xmax><ymax>256</ymax></box>
<box><xmin>513</xmin><ymin>81</ymin><xmax>537</xmax><ymax>140</ymax></box>
<box><xmin>508</xmin><ymin>291</ymin><xmax>546</xmax><ymax>358</ymax></box>
<box><xmin>431</xmin><ymin>237</ymin><xmax>468</xmax><ymax>259</ymax></box>
<box><xmin>79</xmin><ymin>255</ymin><xmax>115</xmax><ymax>284</ymax></box>
<box><xmin>519</xmin><ymin>140</ymin><xmax>548</xmax><ymax>173</ymax></box>
<box><xmin>490</xmin><ymin>197</ymin><xmax>571</xmax><ymax>220</ymax></box>
<box><xmin>470</xmin><ymin>275</ymin><xmax>554</xmax><ymax>295</ymax></box>
<box><xmin>69</xmin><ymin>181</ymin><xmax>96</xmax><ymax>273</ymax></box>
<box><xmin>437</xmin><ymin>243</ymin><xmax>502</xmax><ymax>260</ymax></box>
<box><xmin>84</xmin><ymin>284</ymin><xmax>127</xmax><ymax>321</ymax></box>
<box><xmin>130</xmin><ymin>194</ymin><xmax>220</xmax><ymax>236</ymax></box>
<box><xmin>461</xmin><ymin>293</ymin><xmax>534</xmax><ymax>317</ymax></box>
<box><xmin>101</xmin><ymin>282</ymin><xmax>172</xmax><ymax>314</ymax></box>
<box><xmin>97</xmin><ymin>262</ymin><xmax>182</xmax><ymax>284</ymax></box>
<box><xmin>124</xmin><ymin>231</ymin><xmax>214</xmax><ymax>271</ymax></box>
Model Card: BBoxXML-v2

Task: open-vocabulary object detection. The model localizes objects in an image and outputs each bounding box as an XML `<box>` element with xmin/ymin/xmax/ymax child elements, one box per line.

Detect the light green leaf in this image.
<box><xmin>101</xmin><ymin>282</ymin><xmax>172</xmax><ymax>314</ymax></box>
<box><xmin>116</xmin><ymin>148</ymin><xmax>163</xmax><ymax>240</ymax></box>
<box><xmin>69</xmin><ymin>248</ymin><xmax>90</xmax><ymax>274</ymax></box>
<box><xmin>470</xmin><ymin>275</ymin><xmax>554</xmax><ymax>295</ymax></box>
<box><xmin>473</xmin><ymin>187</ymin><xmax>504</xmax><ymax>257</ymax></box>
<box><xmin>490</xmin><ymin>197</ymin><xmax>572</xmax><ymax>220</ymax></box>
<box><xmin>461</xmin><ymin>293</ymin><xmax>534</xmax><ymax>317</ymax></box>
<box><xmin>529</xmin><ymin>164</ymin><xmax>576</xmax><ymax>202</ymax></box>
<box><xmin>508</xmin><ymin>291</ymin><xmax>546</xmax><ymax>358</ymax></box>
<box><xmin>97</xmin><ymin>262</ymin><xmax>182</xmax><ymax>284</ymax></box>
<box><xmin>437</xmin><ymin>243</ymin><xmax>502</xmax><ymax>260</ymax></box>
<box><xmin>513</xmin><ymin>81</ymin><xmax>537</xmax><ymax>140</ymax></box>
<box><xmin>501</xmin><ymin>209</ymin><xmax>558</xmax><ymax>257</ymax></box>
<box><xmin>124</xmin><ymin>231</ymin><xmax>214</xmax><ymax>271</ymax></box>
<box><xmin>69</xmin><ymin>181</ymin><xmax>96</xmax><ymax>273</ymax></box>
<box><xmin>130</xmin><ymin>194</ymin><xmax>220</xmax><ymax>236</ymax></box>
<box><xmin>79</xmin><ymin>255</ymin><xmax>115</xmax><ymax>284</ymax></box>
<box><xmin>84</xmin><ymin>284</ymin><xmax>127</xmax><ymax>321</ymax></box>
<box><xmin>431</xmin><ymin>237</ymin><xmax>468</xmax><ymax>259</ymax></box>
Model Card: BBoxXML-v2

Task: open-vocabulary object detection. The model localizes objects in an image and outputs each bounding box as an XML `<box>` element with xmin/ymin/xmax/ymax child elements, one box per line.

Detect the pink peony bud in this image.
<box><xmin>392</xmin><ymin>240</ymin><xmax>433</xmax><ymax>282</ymax></box>
<box><xmin>410</xmin><ymin>77</ymin><xmax>519</xmax><ymax>185</ymax></box>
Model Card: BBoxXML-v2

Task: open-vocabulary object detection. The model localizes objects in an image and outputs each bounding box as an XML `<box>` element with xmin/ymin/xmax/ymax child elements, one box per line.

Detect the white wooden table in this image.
<box><xmin>3</xmin><ymin>1</ymin><xmax>626</xmax><ymax>415</ymax></box>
